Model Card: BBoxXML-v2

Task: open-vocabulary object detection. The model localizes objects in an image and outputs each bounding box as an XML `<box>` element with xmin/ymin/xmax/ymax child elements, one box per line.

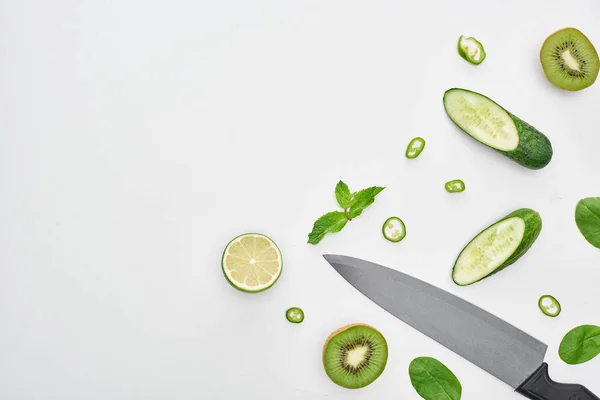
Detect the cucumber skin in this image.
<box><xmin>452</xmin><ymin>208</ymin><xmax>542</xmax><ymax>286</ymax></box>
<box><xmin>444</xmin><ymin>89</ymin><xmax>553</xmax><ymax>170</ymax></box>
<box><xmin>507</xmin><ymin>113</ymin><xmax>553</xmax><ymax>169</ymax></box>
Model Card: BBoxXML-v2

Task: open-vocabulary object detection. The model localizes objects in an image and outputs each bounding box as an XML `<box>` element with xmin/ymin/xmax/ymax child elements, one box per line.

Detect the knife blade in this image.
<box><xmin>324</xmin><ymin>254</ymin><xmax>599</xmax><ymax>400</ymax></box>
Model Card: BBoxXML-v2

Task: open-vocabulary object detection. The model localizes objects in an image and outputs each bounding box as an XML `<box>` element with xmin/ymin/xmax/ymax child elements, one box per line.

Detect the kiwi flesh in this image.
<box><xmin>540</xmin><ymin>27</ymin><xmax>599</xmax><ymax>91</ymax></box>
<box><xmin>322</xmin><ymin>323</ymin><xmax>388</xmax><ymax>389</ymax></box>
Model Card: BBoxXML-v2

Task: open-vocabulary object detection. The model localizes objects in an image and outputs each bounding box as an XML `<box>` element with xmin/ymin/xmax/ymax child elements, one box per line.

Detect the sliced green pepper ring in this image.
<box><xmin>406</xmin><ymin>137</ymin><xmax>426</xmax><ymax>159</ymax></box>
<box><xmin>445</xmin><ymin>179</ymin><xmax>466</xmax><ymax>193</ymax></box>
<box><xmin>286</xmin><ymin>307</ymin><xmax>304</xmax><ymax>323</ymax></box>
<box><xmin>538</xmin><ymin>295</ymin><xmax>561</xmax><ymax>317</ymax></box>
<box><xmin>457</xmin><ymin>35</ymin><xmax>486</xmax><ymax>65</ymax></box>
<box><xmin>382</xmin><ymin>217</ymin><xmax>406</xmax><ymax>242</ymax></box>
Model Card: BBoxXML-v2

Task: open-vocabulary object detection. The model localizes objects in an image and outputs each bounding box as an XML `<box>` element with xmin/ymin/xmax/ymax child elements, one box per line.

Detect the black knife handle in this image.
<box><xmin>516</xmin><ymin>363</ymin><xmax>599</xmax><ymax>400</ymax></box>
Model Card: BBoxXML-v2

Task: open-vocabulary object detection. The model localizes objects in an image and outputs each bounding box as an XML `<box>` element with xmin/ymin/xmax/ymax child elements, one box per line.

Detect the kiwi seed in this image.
<box><xmin>540</xmin><ymin>27</ymin><xmax>599</xmax><ymax>91</ymax></box>
<box><xmin>322</xmin><ymin>323</ymin><xmax>388</xmax><ymax>389</ymax></box>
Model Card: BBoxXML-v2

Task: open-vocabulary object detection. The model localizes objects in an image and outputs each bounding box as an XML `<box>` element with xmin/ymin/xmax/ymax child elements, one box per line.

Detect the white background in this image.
<box><xmin>1</xmin><ymin>0</ymin><xmax>599</xmax><ymax>399</ymax></box>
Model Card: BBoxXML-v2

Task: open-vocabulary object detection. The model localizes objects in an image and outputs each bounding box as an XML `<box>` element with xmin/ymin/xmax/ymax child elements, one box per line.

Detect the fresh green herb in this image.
<box><xmin>307</xmin><ymin>181</ymin><xmax>385</xmax><ymax>244</ymax></box>
<box><xmin>538</xmin><ymin>295</ymin><xmax>561</xmax><ymax>317</ymax></box>
<box><xmin>445</xmin><ymin>179</ymin><xmax>465</xmax><ymax>193</ymax></box>
<box><xmin>457</xmin><ymin>35</ymin><xmax>486</xmax><ymax>65</ymax></box>
<box><xmin>575</xmin><ymin>197</ymin><xmax>600</xmax><ymax>248</ymax></box>
<box><xmin>382</xmin><ymin>217</ymin><xmax>406</xmax><ymax>242</ymax></box>
<box><xmin>406</xmin><ymin>137</ymin><xmax>426</xmax><ymax>159</ymax></box>
<box><xmin>286</xmin><ymin>307</ymin><xmax>304</xmax><ymax>323</ymax></box>
<box><xmin>348</xmin><ymin>186</ymin><xmax>385</xmax><ymax>219</ymax></box>
<box><xmin>409</xmin><ymin>357</ymin><xmax>462</xmax><ymax>400</ymax></box>
<box><xmin>307</xmin><ymin>211</ymin><xmax>348</xmax><ymax>244</ymax></box>
<box><xmin>559</xmin><ymin>325</ymin><xmax>600</xmax><ymax>365</ymax></box>
<box><xmin>334</xmin><ymin>181</ymin><xmax>353</xmax><ymax>209</ymax></box>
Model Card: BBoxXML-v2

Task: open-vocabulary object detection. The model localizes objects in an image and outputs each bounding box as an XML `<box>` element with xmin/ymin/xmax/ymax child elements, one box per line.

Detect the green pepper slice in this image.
<box><xmin>406</xmin><ymin>137</ymin><xmax>426</xmax><ymax>159</ymax></box>
<box><xmin>286</xmin><ymin>307</ymin><xmax>304</xmax><ymax>323</ymax></box>
<box><xmin>445</xmin><ymin>179</ymin><xmax>465</xmax><ymax>193</ymax></box>
<box><xmin>382</xmin><ymin>217</ymin><xmax>406</xmax><ymax>242</ymax></box>
<box><xmin>538</xmin><ymin>295</ymin><xmax>561</xmax><ymax>317</ymax></box>
<box><xmin>458</xmin><ymin>35</ymin><xmax>486</xmax><ymax>65</ymax></box>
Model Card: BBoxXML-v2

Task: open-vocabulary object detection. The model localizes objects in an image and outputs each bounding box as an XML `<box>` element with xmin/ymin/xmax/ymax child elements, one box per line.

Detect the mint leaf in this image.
<box><xmin>307</xmin><ymin>211</ymin><xmax>348</xmax><ymax>244</ymax></box>
<box><xmin>335</xmin><ymin>181</ymin><xmax>353</xmax><ymax>209</ymax></box>
<box><xmin>348</xmin><ymin>186</ymin><xmax>385</xmax><ymax>219</ymax></box>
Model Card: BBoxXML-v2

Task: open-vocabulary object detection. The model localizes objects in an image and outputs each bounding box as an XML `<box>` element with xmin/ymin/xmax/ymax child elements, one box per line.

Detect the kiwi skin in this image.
<box><xmin>322</xmin><ymin>323</ymin><xmax>388</xmax><ymax>389</ymax></box>
<box><xmin>540</xmin><ymin>27</ymin><xmax>600</xmax><ymax>91</ymax></box>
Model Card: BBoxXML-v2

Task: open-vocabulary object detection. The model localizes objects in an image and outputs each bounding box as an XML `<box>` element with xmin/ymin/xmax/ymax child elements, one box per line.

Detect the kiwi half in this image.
<box><xmin>540</xmin><ymin>27</ymin><xmax>599</xmax><ymax>91</ymax></box>
<box><xmin>322</xmin><ymin>324</ymin><xmax>388</xmax><ymax>389</ymax></box>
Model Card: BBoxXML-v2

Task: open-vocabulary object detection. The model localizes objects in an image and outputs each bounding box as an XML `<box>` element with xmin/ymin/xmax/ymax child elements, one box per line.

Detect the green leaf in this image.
<box><xmin>307</xmin><ymin>181</ymin><xmax>385</xmax><ymax>245</ymax></box>
<box><xmin>335</xmin><ymin>181</ymin><xmax>353</xmax><ymax>209</ymax></box>
<box><xmin>348</xmin><ymin>186</ymin><xmax>385</xmax><ymax>219</ymax></box>
<box><xmin>575</xmin><ymin>197</ymin><xmax>600</xmax><ymax>248</ymax></box>
<box><xmin>559</xmin><ymin>325</ymin><xmax>600</xmax><ymax>365</ymax></box>
<box><xmin>307</xmin><ymin>211</ymin><xmax>348</xmax><ymax>244</ymax></box>
<box><xmin>409</xmin><ymin>357</ymin><xmax>462</xmax><ymax>400</ymax></box>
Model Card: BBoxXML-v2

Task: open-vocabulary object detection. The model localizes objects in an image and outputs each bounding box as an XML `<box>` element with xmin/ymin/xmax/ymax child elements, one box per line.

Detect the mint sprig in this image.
<box><xmin>307</xmin><ymin>181</ymin><xmax>385</xmax><ymax>244</ymax></box>
<box><xmin>348</xmin><ymin>186</ymin><xmax>385</xmax><ymax>219</ymax></box>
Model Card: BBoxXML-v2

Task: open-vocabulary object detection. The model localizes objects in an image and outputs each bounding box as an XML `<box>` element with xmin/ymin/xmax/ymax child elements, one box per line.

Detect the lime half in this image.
<box><xmin>222</xmin><ymin>233</ymin><xmax>283</xmax><ymax>293</ymax></box>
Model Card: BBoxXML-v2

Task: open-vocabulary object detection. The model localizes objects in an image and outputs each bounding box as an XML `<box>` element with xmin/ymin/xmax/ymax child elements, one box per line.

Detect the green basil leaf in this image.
<box><xmin>348</xmin><ymin>186</ymin><xmax>385</xmax><ymax>219</ymax></box>
<box><xmin>575</xmin><ymin>197</ymin><xmax>600</xmax><ymax>248</ymax></box>
<box><xmin>334</xmin><ymin>181</ymin><xmax>353</xmax><ymax>209</ymax></box>
<box><xmin>409</xmin><ymin>357</ymin><xmax>462</xmax><ymax>400</ymax></box>
<box><xmin>559</xmin><ymin>324</ymin><xmax>600</xmax><ymax>365</ymax></box>
<box><xmin>307</xmin><ymin>211</ymin><xmax>348</xmax><ymax>245</ymax></box>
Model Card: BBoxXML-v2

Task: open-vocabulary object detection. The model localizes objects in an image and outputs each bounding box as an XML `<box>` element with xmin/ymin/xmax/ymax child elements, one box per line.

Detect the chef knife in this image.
<box><xmin>323</xmin><ymin>254</ymin><xmax>598</xmax><ymax>400</ymax></box>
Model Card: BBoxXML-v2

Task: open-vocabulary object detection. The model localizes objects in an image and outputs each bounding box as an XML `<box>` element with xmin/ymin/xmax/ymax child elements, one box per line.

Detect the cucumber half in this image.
<box><xmin>453</xmin><ymin>208</ymin><xmax>542</xmax><ymax>286</ymax></box>
<box><xmin>443</xmin><ymin>89</ymin><xmax>553</xmax><ymax>169</ymax></box>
